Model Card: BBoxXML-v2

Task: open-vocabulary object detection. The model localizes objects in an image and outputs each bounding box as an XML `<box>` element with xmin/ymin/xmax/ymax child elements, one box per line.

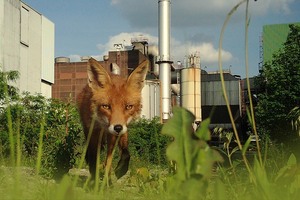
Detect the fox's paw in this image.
<box><xmin>115</xmin><ymin>150</ymin><xmax>130</xmax><ymax>179</ymax></box>
<box><xmin>114</xmin><ymin>163</ymin><xmax>129</xmax><ymax>179</ymax></box>
<box><xmin>115</xmin><ymin>157</ymin><xmax>130</xmax><ymax>179</ymax></box>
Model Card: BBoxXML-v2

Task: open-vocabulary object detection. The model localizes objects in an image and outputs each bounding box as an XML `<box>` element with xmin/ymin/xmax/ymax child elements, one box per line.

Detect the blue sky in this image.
<box><xmin>24</xmin><ymin>0</ymin><xmax>300</xmax><ymax>77</ymax></box>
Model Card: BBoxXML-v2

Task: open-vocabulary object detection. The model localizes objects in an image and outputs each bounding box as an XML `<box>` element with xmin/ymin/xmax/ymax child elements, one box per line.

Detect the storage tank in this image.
<box><xmin>55</xmin><ymin>57</ymin><xmax>70</xmax><ymax>63</ymax></box>
<box><xmin>141</xmin><ymin>80</ymin><xmax>161</xmax><ymax>119</ymax></box>
<box><xmin>180</xmin><ymin>68</ymin><xmax>201</xmax><ymax>122</ymax></box>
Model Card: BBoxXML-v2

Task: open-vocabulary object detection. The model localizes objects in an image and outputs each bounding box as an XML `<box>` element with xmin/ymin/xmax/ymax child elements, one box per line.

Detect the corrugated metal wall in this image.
<box><xmin>201</xmin><ymin>80</ymin><xmax>240</xmax><ymax>106</ymax></box>
<box><xmin>141</xmin><ymin>80</ymin><xmax>161</xmax><ymax>119</ymax></box>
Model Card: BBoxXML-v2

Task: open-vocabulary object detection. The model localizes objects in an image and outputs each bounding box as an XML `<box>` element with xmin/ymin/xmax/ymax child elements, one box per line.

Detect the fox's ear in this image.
<box><xmin>127</xmin><ymin>60</ymin><xmax>148</xmax><ymax>91</ymax></box>
<box><xmin>87</xmin><ymin>58</ymin><xmax>111</xmax><ymax>89</ymax></box>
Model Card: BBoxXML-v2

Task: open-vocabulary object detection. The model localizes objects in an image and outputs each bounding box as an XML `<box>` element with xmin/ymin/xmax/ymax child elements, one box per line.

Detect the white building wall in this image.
<box><xmin>41</xmin><ymin>16</ymin><xmax>54</xmax><ymax>84</ymax></box>
<box><xmin>0</xmin><ymin>0</ymin><xmax>20</xmax><ymax>74</ymax></box>
<box><xmin>23</xmin><ymin>3</ymin><xmax>42</xmax><ymax>94</ymax></box>
<box><xmin>41</xmin><ymin>81</ymin><xmax>52</xmax><ymax>97</ymax></box>
<box><xmin>41</xmin><ymin>16</ymin><xmax>55</xmax><ymax>97</ymax></box>
<box><xmin>0</xmin><ymin>0</ymin><xmax>54</xmax><ymax>98</ymax></box>
<box><xmin>0</xmin><ymin>1</ymin><xmax>4</xmax><ymax>70</ymax></box>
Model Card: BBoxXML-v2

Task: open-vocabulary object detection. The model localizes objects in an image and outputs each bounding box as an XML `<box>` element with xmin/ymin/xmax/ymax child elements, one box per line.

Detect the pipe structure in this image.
<box><xmin>157</xmin><ymin>0</ymin><xmax>172</xmax><ymax>121</ymax></box>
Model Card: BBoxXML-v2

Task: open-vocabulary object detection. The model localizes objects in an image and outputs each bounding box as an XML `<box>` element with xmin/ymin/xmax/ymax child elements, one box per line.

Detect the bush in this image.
<box><xmin>128</xmin><ymin>117</ymin><xmax>169</xmax><ymax>166</ymax></box>
<box><xmin>0</xmin><ymin>93</ymin><xmax>84</xmax><ymax>179</ymax></box>
<box><xmin>41</xmin><ymin>98</ymin><xmax>84</xmax><ymax>179</ymax></box>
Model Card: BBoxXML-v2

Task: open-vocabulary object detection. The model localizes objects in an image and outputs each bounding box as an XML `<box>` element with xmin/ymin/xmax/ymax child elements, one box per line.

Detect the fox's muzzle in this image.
<box><xmin>108</xmin><ymin>124</ymin><xmax>127</xmax><ymax>135</ymax></box>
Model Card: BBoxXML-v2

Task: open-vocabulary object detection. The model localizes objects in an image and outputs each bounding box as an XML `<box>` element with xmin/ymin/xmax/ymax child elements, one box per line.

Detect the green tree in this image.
<box><xmin>0</xmin><ymin>70</ymin><xmax>19</xmax><ymax>101</ymax></box>
<box><xmin>255</xmin><ymin>24</ymin><xmax>300</xmax><ymax>145</ymax></box>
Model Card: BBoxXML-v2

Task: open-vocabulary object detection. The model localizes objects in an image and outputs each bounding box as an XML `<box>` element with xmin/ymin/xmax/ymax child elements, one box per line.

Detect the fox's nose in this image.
<box><xmin>114</xmin><ymin>124</ymin><xmax>123</xmax><ymax>133</ymax></box>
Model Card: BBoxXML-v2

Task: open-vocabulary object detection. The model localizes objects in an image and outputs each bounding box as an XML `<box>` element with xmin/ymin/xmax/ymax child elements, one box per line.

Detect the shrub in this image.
<box><xmin>41</xmin><ymin>98</ymin><xmax>84</xmax><ymax>179</ymax></box>
<box><xmin>128</xmin><ymin>117</ymin><xmax>169</xmax><ymax>166</ymax></box>
<box><xmin>0</xmin><ymin>93</ymin><xmax>84</xmax><ymax>179</ymax></box>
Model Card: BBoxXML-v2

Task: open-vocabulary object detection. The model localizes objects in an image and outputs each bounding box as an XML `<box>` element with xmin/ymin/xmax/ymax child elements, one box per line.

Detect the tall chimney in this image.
<box><xmin>157</xmin><ymin>0</ymin><xmax>172</xmax><ymax>121</ymax></box>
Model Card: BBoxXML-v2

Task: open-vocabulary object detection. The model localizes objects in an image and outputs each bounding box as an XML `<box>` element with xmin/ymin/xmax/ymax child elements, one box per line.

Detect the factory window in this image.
<box><xmin>20</xmin><ymin>6</ymin><xmax>29</xmax><ymax>46</ymax></box>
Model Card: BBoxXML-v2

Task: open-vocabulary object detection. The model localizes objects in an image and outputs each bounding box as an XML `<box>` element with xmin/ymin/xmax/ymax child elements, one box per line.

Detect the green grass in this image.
<box><xmin>1</xmin><ymin>106</ymin><xmax>299</xmax><ymax>200</ymax></box>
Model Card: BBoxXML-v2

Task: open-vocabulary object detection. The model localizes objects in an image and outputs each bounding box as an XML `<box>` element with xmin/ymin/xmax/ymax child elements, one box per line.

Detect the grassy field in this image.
<box><xmin>0</xmin><ymin>107</ymin><xmax>299</xmax><ymax>200</ymax></box>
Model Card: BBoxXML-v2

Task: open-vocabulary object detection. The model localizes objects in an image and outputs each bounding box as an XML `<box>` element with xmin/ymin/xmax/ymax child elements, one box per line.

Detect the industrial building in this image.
<box><xmin>201</xmin><ymin>72</ymin><xmax>242</xmax><ymax>129</ymax></box>
<box><xmin>53</xmin><ymin>39</ymin><xmax>244</xmax><ymax>138</ymax></box>
<box><xmin>52</xmin><ymin>49</ymin><xmax>147</xmax><ymax>101</ymax></box>
<box><xmin>259</xmin><ymin>22</ymin><xmax>300</xmax><ymax>71</ymax></box>
<box><xmin>0</xmin><ymin>0</ymin><xmax>54</xmax><ymax>97</ymax></box>
<box><xmin>52</xmin><ymin>43</ymin><xmax>165</xmax><ymax>120</ymax></box>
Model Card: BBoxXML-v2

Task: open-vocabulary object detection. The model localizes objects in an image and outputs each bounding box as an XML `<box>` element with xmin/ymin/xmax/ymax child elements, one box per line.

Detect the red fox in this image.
<box><xmin>77</xmin><ymin>58</ymin><xmax>148</xmax><ymax>180</ymax></box>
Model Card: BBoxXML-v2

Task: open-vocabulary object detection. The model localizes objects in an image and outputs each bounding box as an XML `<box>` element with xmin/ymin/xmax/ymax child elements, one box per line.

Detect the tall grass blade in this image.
<box><xmin>16</xmin><ymin>104</ymin><xmax>22</xmax><ymax>168</ymax></box>
<box><xmin>36</xmin><ymin>113</ymin><xmax>45</xmax><ymax>174</ymax></box>
<box><xmin>100</xmin><ymin>135</ymin><xmax>121</xmax><ymax>193</ymax></box>
<box><xmin>242</xmin><ymin>136</ymin><xmax>252</xmax><ymax>155</ymax></box>
<box><xmin>72</xmin><ymin>116</ymin><xmax>96</xmax><ymax>187</ymax></box>
<box><xmin>5</xmin><ymin>94</ymin><xmax>15</xmax><ymax>166</ymax></box>
<box><xmin>94</xmin><ymin>128</ymin><xmax>104</xmax><ymax>193</ymax></box>
<box><xmin>244</xmin><ymin>0</ymin><xmax>262</xmax><ymax>165</ymax></box>
<box><xmin>154</xmin><ymin>122</ymin><xmax>162</xmax><ymax>166</ymax></box>
<box><xmin>14</xmin><ymin>104</ymin><xmax>22</xmax><ymax>197</ymax></box>
<box><xmin>218</xmin><ymin>0</ymin><xmax>255</xmax><ymax>179</ymax></box>
<box><xmin>218</xmin><ymin>0</ymin><xmax>246</xmax><ymax>152</ymax></box>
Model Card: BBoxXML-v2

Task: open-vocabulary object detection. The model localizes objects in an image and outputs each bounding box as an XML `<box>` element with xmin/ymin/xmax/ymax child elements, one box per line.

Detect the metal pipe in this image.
<box><xmin>158</xmin><ymin>0</ymin><xmax>172</xmax><ymax>121</ymax></box>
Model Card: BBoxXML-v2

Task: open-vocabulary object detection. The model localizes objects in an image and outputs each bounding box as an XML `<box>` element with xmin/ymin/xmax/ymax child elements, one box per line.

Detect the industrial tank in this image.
<box><xmin>55</xmin><ymin>57</ymin><xmax>70</xmax><ymax>63</ymax></box>
<box><xmin>180</xmin><ymin>68</ymin><xmax>201</xmax><ymax>122</ymax></box>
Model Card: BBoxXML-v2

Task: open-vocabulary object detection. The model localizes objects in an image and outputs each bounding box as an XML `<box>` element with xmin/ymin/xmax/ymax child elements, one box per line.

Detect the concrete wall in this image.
<box><xmin>0</xmin><ymin>0</ymin><xmax>20</xmax><ymax>73</ymax></box>
<box><xmin>20</xmin><ymin>3</ymin><xmax>42</xmax><ymax>94</ymax></box>
<box><xmin>41</xmin><ymin>16</ymin><xmax>54</xmax><ymax>97</ymax></box>
<box><xmin>0</xmin><ymin>0</ymin><xmax>54</xmax><ymax>98</ymax></box>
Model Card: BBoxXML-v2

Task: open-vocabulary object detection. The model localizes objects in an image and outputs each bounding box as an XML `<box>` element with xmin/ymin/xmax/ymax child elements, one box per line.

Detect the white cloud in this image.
<box><xmin>96</xmin><ymin>32</ymin><xmax>233</xmax><ymax>66</ymax></box>
<box><xmin>170</xmin><ymin>41</ymin><xmax>232</xmax><ymax>66</ymax></box>
<box><xmin>248</xmin><ymin>0</ymin><xmax>294</xmax><ymax>15</ymax></box>
<box><xmin>110</xmin><ymin>0</ymin><xmax>120</xmax><ymax>5</ymax></box>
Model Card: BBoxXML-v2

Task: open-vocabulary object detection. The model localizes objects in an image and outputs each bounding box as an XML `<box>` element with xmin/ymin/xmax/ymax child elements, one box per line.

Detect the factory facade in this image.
<box><xmin>0</xmin><ymin>0</ymin><xmax>54</xmax><ymax>97</ymax></box>
<box><xmin>260</xmin><ymin>22</ymin><xmax>300</xmax><ymax>71</ymax></box>
<box><xmin>53</xmin><ymin>41</ymin><xmax>244</xmax><ymax>137</ymax></box>
<box><xmin>52</xmin><ymin>50</ymin><xmax>146</xmax><ymax>101</ymax></box>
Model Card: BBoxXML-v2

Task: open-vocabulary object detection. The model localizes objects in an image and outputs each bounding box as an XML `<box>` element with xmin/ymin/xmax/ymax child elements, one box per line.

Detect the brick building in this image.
<box><xmin>52</xmin><ymin>49</ymin><xmax>148</xmax><ymax>102</ymax></box>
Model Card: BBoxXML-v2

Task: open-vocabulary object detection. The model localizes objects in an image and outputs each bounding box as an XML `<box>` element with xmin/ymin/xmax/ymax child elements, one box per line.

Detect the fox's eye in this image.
<box><xmin>101</xmin><ymin>104</ymin><xmax>111</xmax><ymax>110</ymax></box>
<box><xmin>125</xmin><ymin>105</ymin><xmax>133</xmax><ymax>110</ymax></box>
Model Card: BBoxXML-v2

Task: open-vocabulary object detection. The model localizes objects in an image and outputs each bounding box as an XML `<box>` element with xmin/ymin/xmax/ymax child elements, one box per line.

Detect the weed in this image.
<box><xmin>162</xmin><ymin>107</ymin><xmax>223</xmax><ymax>199</ymax></box>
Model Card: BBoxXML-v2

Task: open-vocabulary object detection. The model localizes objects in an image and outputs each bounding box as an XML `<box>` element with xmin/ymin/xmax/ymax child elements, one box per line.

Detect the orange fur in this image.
<box><xmin>77</xmin><ymin>58</ymin><xmax>148</xmax><ymax>180</ymax></box>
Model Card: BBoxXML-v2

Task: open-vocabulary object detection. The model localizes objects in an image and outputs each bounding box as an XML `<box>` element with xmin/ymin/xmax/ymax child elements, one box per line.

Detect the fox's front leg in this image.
<box><xmin>115</xmin><ymin>133</ymin><xmax>130</xmax><ymax>179</ymax></box>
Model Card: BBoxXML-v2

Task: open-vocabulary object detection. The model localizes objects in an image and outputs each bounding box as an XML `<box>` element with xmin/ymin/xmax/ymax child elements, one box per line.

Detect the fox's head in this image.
<box><xmin>87</xmin><ymin>58</ymin><xmax>148</xmax><ymax>136</ymax></box>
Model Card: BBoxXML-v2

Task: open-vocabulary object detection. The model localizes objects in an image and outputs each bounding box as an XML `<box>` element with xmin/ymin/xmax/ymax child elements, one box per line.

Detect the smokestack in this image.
<box><xmin>157</xmin><ymin>0</ymin><xmax>172</xmax><ymax>121</ymax></box>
